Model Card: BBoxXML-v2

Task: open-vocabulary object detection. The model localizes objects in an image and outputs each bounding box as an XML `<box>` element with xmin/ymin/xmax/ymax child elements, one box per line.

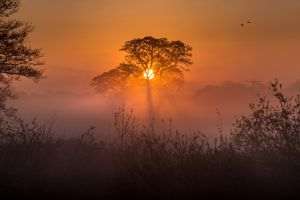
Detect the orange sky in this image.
<box><xmin>10</xmin><ymin>0</ymin><xmax>300</xmax><ymax>134</ymax></box>
<box><xmin>17</xmin><ymin>0</ymin><xmax>300</xmax><ymax>85</ymax></box>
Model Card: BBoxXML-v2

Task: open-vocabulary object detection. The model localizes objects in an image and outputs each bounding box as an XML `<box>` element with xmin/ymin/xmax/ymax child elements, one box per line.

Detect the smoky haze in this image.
<box><xmin>11</xmin><ymin>0</ymin><xmax>300</xmax><ymax>137</ymax></box>
<box><xmin>13</xmin><ymin>74</ymin><xmax>299</xmax><ymax>137</ymax></box>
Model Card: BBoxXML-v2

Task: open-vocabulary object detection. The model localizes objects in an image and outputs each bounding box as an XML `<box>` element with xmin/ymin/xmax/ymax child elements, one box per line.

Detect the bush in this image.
<box><xmin>232</xmin><ymin>80</ymin><xmax>300</xmax><ymax>156</ymax></box>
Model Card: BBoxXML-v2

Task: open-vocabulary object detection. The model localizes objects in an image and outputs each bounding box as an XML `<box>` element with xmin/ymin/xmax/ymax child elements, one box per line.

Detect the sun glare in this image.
<box><xmin>144</xmin><ymin>68</ymin><xmax>155</xmax><ymax>80</ymax></box>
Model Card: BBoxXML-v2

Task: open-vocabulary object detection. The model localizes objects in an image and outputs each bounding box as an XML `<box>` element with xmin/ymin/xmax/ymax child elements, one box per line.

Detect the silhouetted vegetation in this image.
<box><xmin>91</xmin><ymin>36</ymin><xmax>192</xmax><ymax>94</ymax></box>
<box><xmin>0</xmin><ymin>81</ymin><xmax>299</xmax><ymax>199</ymax></box>
<box><xmin>1</xmin><ymin>1</ymin><xmax>300</xmax><ymax>199</ymax></box>
<box><xmin>0</xmin><ymin>0</ymin><xmax>42</xmax><ymax>117</ymax></box>
<box><xmin>0</xmin><ymin>0</ymin><xmax>42</xmax><ymax>80</ymax></box>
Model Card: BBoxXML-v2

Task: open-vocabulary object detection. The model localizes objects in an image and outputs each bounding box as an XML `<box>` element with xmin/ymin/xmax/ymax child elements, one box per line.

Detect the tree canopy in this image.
<box><xmin>92</xmin><ymin>36</ymin><xmax>192</xmax><ymax>94</ymax></box>
<box><xmin>0</xmin><ymin>0</ymin><xmax>43</xmax><ymax>112</ymax></box>
<box><xmin>0</xmin><ymin>0</ymin><xmax>43</xmax><ymax>82</ymax></box>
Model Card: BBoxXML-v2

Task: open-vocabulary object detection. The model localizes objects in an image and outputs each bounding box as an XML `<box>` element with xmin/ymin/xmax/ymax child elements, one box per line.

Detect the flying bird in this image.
<box><xmin>240</xmin><ymin>19</ymin><xmax>253</xmax><ymax>27</ymax></box>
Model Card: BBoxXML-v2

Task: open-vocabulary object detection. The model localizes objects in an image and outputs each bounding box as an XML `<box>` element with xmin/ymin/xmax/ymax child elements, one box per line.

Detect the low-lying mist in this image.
<box><xmin>11</xmin><ymin>79</ymin><xmax>300</xmax><ymax>137</ymax></box>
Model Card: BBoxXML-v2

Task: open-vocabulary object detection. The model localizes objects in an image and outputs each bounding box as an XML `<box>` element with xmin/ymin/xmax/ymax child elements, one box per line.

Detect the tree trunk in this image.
<box><xmin>146</xmin><ymin>80</ymin><xmax>155</xmax><ymax>132</ymax></box>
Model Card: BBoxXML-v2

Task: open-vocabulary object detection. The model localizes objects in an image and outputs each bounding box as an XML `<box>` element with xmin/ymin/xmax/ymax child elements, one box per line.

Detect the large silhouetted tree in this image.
<box><xmin>0</xmin><ymin>0</ymin><xmax>42</xmax><ymax>110</ymax></box>
<box><xmin>91</xmin><ymin>36</ymin><xmax>192</xmax><ymax>94</ymax></box>
<box><xmin>92</xmin><ymin>36</ymin><xmax>192</xmax><ymax>129</ymax></box>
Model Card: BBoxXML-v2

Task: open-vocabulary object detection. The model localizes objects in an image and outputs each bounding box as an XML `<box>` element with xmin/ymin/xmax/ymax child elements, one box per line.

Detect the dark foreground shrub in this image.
<box><xmin>0</xmin><ymin>81</ymin><xmax>300</xmax><ymax>199</ymax></box>
<box><xmin>111</xmin><ymin>105</ymin><xmax>300</xmax><ymax>199</ymax></box>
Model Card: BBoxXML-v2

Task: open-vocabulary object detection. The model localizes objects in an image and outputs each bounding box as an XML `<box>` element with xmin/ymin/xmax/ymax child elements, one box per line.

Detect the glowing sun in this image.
<box><xmin>144</xmin><ymin>68</ymin><xmax>155</xmax><ymax>80</ymax></box>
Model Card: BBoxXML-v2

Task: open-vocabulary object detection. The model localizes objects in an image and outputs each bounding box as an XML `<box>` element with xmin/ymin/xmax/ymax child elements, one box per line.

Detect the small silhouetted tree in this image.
<box><xmin>0</xmin><ymin>0</ymin><xmax>42</xmax><ymax>111</ymax></box>
<box><xmin>0</xmin><ymin>0</ymin><xmax>43</xmax><ymax>146</ymax></box>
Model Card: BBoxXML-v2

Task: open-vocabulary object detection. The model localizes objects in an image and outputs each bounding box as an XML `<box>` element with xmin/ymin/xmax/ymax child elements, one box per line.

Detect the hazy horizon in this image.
<box><xmin>10</xmin><ymin>0</ymin><xmax>300</xmax><ymax>135</ymax></box>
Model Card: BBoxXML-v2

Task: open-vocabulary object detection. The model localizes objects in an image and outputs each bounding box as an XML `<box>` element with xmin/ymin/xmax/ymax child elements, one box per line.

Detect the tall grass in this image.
<box><xmin>0</xmin><ymin>81</ymin><xmax>300</xmax><ymax>199</ymax></box>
